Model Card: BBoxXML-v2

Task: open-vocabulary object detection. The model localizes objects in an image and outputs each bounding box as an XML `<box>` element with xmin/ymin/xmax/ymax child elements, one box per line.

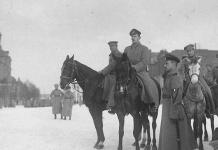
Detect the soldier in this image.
<box><xmin>179</xmin><ymin>44</ymin><xmax>215</xmax><ymax>114</ymax></box>
<box><xmin>99</xmin><ymin>41</ymin><xmax>122</xmax><ymax>114</ymax></box>
<box><xmin>50</xmin><ymin>84</ymin><xmax>63</xmax><ymax>119</ymax></box>
<box><xmin>159</xmin><ymin>53</ymin><xmax>195</xmax><ymax>150</ymax></box>
<box><xmin>62</xmin><ymin>85</ymin><xmax>75</xmax><ymax>120</ymax></box>
<box><xmin>124</xmin><ymin>29</ymin><xmax>159</xmax><ymax>107</ymax></box>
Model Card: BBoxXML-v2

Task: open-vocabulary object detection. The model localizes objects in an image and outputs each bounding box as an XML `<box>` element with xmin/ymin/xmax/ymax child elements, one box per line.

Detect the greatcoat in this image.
<box><xmin>50</xmin><ymin>89</ymin><xmax>63</xmax><ymax>114</ymax></box>
<box><xmin>124</xmin><ymin>43</ymin><xmax>159</xmax><ymax>106</ymax></box>
<box><xmin>62</xmin><ymin>90</ymin><xmax>75</xmax><ymax>117</ymax></box>
<box><xmin>100</xmin><ymin>50</ymin><xmax>122</xmax><ymax>107</ymax></box>
<box><xmin>159</xmin><ymin>70</ymin><xmax>195</xmax><ymax>150</ymax></box>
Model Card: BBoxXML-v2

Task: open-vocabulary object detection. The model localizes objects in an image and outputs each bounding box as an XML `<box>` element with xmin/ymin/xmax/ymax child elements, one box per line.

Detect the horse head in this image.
<box><xmin>188</xmin><ymin>57</ymin><xmax>202</xmax><ymax>84</ymax></box>
<box><xmin>115</xmin><ymin>53</ymin><xmax>135</xmax><ymax>94</ymax></box>
<box><xmin>60</xmin><ymin>55</ymin><xmax>77</xmax><ymax>89</ymax></box>
<box><xmin>186</xmin><ymin>58</ymin><xmax>204</xmax><ymax>100</ymax></box>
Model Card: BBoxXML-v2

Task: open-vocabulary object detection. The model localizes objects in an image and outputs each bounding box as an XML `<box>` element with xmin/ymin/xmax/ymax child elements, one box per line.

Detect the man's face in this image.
<box><xmin>131</xmin><ymin>34</ymin><xmax>140</xmax><ymax>43</ymax></box>
<box><xmin>109</xmin><ymin>45</ymin><xmax>117</xmax><ymax>52</ymax></box>
<box><xmin>186</xmin><ymin>48</ymin><xmax>195</xmax><ymax>57</ymax></box>
<box><xmin>164</xmin><ymin>60</ymin><xmax>176</xmax><ymax>72</ymax></box>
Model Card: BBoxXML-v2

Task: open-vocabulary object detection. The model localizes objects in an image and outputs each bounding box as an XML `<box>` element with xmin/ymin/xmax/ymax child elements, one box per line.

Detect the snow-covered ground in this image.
<box><xmin>0</xmin><ymin>105</ymin><xmax>216</xmax><ymax>150</ymax></box>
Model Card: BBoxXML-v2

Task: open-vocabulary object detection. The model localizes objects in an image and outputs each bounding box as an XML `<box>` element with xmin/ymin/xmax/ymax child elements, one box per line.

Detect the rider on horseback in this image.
<box><xmin>99</xmin><ymin>41</ymin><xmax>122</xmax><ymax>113</ymax></box>
<box><xmin>124</xmin><ymin>29</ymin><xmax>159</xmax><ymax>108</ymax></box>
<box><xmin>179</xmin><ymin>44</ymin><xmax>215</xmax><ymax>114</ymax></box>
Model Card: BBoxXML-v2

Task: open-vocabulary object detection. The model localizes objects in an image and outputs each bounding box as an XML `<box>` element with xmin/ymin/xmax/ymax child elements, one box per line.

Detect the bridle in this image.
<box><xmin>60</xmin><ymin>59</ymin><xmax>86</xmax><ymax>93</ymax></box>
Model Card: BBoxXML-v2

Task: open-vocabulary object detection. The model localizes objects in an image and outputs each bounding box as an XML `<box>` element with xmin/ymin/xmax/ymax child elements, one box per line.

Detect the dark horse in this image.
<box><xmin>114</xmin><ymin>54</ymin><xmax>161</xmax><ymax>150</ymax></box>
<box><xmin>203</xmin><ymin>65</ymin><xmax>218</xmax><ymax>140</ymax></box>
<box><xmin>60</xmin><ymin>54</ymin><xmax>161</xmax><ymax>150</ymax></box>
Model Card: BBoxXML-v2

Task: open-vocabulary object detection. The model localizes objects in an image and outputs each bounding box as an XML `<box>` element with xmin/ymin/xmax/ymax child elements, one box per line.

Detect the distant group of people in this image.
<box><xmin>50</xmin><ymin>84</ymin><xmax>75</xmax><ymax>120</ymax></box>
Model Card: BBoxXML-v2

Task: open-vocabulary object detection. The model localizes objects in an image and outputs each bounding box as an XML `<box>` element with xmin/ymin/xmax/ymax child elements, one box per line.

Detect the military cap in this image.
<box><xmin>108</xmin><ymin>41</ymin><xmax>118</xmax><ymax>46</ymax></box>
<box><xmin>129</xmin><ymin>28</ymin><xmax>141</xmax><ymax>36</ymax></box>
<box><xmin>184</xmin><ymin>44</ymin><xmax>195</xmax><ymax>51</ymax></box>
<box><xmin>165</xmin><ymin>53</ymin><xmax>180</xmax><ymax>63</ymax></box>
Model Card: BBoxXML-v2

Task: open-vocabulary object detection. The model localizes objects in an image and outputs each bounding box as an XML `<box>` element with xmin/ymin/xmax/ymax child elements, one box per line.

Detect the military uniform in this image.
<box><xmin>159</xmin><ymin>54</ymin><xmax>195</xmax><ymax>150</ymax></box>
<box><xmin>62</xmin><ymin>90</ymin><xmax>75</xmax><ymax>119</ymax></box>
<box><xmin>124</xmin><ymin>42</ymin><xmax>159</xmax><ymax>106</ymax></box>
<box><xmin>100</xmin><ymin>42</ymin><xmax>122</xmax><ymax>108</ymax></box>
<box><xmin>50</xmin><ymin>89</ymin><xmax>63</xmax><ymax>115</ymax></box>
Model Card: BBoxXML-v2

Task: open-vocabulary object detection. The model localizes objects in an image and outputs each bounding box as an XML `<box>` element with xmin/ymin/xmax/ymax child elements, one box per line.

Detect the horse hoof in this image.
<box><xmin>132</xmin><ymin>142</ymin><xmax>136</xmax><ymax>146</ymax></box>
<box><xmin>140</xmin><ymin>143</ymin><xmax>145</xmax><ymax>148</ymax></box>
<box><xmin>152</xmin><ymin>145</ymin><xmax>157</xmax><ymax>150</ymax></box>
<box><xmin>144</xmin><ymin>145</ymin><xmax>151</xmax><ymax>150</ymax></box>
<box><xmin>204</xmin><ymin>137</ymin><xmax>208</xmax><ymax>141</ymax></box>
<box><xmin>95</xmin><ymin>144</ymin><xmax>104</xmax><ymax>149</ymax></box>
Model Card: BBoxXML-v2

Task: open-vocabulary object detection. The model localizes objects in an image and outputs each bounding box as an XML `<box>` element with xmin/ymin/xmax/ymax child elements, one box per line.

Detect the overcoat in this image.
<box><xmin>50</xmin><ymin>89</ymin><xmax>63</xmax><ymax>114</ymax></box>
<box><xmin>159</xmin><ymin>70</ymin><xmax>195</xmax><ymax>150</ymax></box>
<box><xmin>62</xmin><ymin>90</ymin><xmax>75</xmax><ymax>117</ymax></box>
<box><xmin>124</xmin><ymin>43</ymin><xmax>159</xmax><ymax>106</ymax></box>
<box><xmin>100</xmin><ymin>50</ymin><xmax>122</xmax><ymax>104</ymax></box>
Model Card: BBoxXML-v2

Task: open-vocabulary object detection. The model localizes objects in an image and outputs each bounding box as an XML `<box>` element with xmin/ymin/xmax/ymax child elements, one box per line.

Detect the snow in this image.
<box><xmin>0</xmin><ymin>105</ymin><xmax>216</xmax><ymax>150</ymax></box>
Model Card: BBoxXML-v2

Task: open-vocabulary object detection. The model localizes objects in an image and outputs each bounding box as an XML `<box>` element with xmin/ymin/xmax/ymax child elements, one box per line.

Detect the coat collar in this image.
<box><xmin>131</xmin><ymin>42</ymin><xmax>141</xmax><ymax>48</ymax></box>
<box><xmin>163</xmin><ymin>69</ymin><xmax>178</xmax><ymax>79</ymax></box>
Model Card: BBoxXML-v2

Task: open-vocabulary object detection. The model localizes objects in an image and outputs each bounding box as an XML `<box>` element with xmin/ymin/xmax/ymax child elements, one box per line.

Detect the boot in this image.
<box><xmin>54</xmin><ymin>114</ymin><xmax>57</xmax><ymax>119</ymax></box>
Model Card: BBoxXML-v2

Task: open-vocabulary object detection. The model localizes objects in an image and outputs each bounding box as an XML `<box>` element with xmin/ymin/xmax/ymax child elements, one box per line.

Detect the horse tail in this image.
<box><xmin>151</xmin><ymin>77</ymin><xmax>162</xmax><ymax>105</ymax></box>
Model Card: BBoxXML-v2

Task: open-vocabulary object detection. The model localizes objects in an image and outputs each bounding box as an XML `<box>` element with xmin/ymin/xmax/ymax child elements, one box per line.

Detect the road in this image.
<box><xmin>0</xmin><ymin>105</ymin><xmax>215</xmax><ymax>150</ymax></box>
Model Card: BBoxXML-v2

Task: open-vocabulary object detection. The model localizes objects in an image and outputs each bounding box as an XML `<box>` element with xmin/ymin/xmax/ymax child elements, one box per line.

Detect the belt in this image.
<box><xmin>162</xmin><ymin>94</ymin><xmax>171</xmax><ymax>99</ymax></box>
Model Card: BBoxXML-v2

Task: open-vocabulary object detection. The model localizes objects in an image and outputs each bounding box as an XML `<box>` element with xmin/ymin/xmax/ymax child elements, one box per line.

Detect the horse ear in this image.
<box><xmin>66</xmin><ymin>55</ymin><xmax>69</xmax><ymax>60</ymax></box>
<box><xmin>71</xmin><ymin>54</ymin><xmax>74</xmax><ymax>60</ymax></box>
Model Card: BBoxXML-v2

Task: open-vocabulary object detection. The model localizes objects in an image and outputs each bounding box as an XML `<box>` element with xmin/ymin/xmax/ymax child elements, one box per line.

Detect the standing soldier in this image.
<box><xmin>159</xmin><ymin>53</ymin><xmax>195</xmax><ymax>150</ymax></box>
<box><xmin>50</xmin><ymin>84</ymin><xmax>63</xmax><ymax>119</ymax></box>
<box><xmin>179</xmin><ymin>44</ymin><xmax>215</xmax><ymax>114</ymax></box>
<box><xmin>99</xmin><ymin>41</ymin><xmax>122</xmax><ymax>114</ymax></box>
<box><xmin>62</xmin><ymin>85</ymin><xmax>75</xmax><ymax>120</ymax></box>
<box><xmin>124</xmin><ymin>29</ymin><xmax>159</xmax><ymax>107</ymax></box>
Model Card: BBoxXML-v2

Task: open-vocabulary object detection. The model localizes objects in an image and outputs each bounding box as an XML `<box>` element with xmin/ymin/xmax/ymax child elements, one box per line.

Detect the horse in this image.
<box><xmin>114</xmin><ymin>53</ymin><xmax>161</xmax><ymax>150</ymax></box>
<box><xmin>183</xmin><ymin>59</ymin><xmax>208</xmax><ymax>150</ymax></box>
<box><xmin>60</xmin><ymin>54</ymin><xmax>161</xmax><ymax>150</ymax></box>
<box><xmin>60</xmin><ymin>55</ymin><xmax>106</xmax><ymax>149</ymax></box>
<box><xmin>200</xmin><ymin>65</ymin><xmax>218</xmax><ymax>141</ymax></box>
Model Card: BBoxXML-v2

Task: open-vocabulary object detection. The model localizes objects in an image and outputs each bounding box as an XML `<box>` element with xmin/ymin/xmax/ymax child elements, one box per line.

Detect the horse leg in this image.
<box><xmin>89</xmin><ymin>108</ymin><xmax>105</xmax><ymax>149</ymax></box>
<box><xmin>199</xmin><ymin>118</ymin><xmax>204</xmax><ymax>150</ymax></box>
<box><xmin>211</xmin><ymin>114</ymin><xmax>215</xmax><ymax>135</ymax></box>
<box><xmin>145</xmin><ymin>113</ymin><xmax>151</xmax><ymax>150</ymax></box>
<box><xmin>54</xmin><ymin>114</ymin><xmax>57</xmax><ymax>119</ymax></box>
<box><xmin>193</xmin><ymin>115</ymin><xmax>198</xmax><ymax>148</ymax></box>
<box><xmin>152</xmin><ymin>112</ymin><xmax>158</xmax><ymax>150</ymax></box>
<box><xmin>202</xmin><ymin>116</ymin><xmax>208</xmax><ymax>141</ymax></box>
<box><xmin>139</xmin><ymin>111</ymin><xmax>147</xmax><ymax>148</ymax></box>
<box><xmin>116</xmin><ymin>111</ymin><xmax>125</xmax><ymax>150</ymax></box>
<box><xmin>131</xmin><ymin>111</ymin><xmax>142</xmax><ymax>150</ymax></box>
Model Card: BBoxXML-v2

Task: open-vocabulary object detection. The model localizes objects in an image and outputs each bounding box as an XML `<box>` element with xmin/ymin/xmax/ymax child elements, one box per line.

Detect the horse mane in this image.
<box><xmin>74</xmin><ymin>60</ymin><xmax>98</xmax><ymax>78</ymax></box>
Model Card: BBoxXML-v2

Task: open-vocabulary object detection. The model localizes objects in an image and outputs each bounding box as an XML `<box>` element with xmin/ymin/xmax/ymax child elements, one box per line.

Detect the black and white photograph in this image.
<box><xmin>1</xmin><ymin>0</ymin><xmax>218</xmax><ymax>150</ymax></box>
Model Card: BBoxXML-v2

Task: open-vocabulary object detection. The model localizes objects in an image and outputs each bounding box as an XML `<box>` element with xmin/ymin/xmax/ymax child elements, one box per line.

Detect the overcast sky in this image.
<box><xmin>0</xmin><ymin>0</ymin><xmax>218</xmax><ymax>93</ymax></box>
